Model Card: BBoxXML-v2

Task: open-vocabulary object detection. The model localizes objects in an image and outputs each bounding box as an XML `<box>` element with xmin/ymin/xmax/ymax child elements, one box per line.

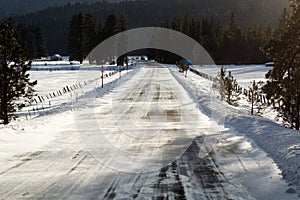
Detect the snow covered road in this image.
<box><xmin>0</xmin><ymin>63</ymin><xmax>297</xmax><ymax>199</ymax></box>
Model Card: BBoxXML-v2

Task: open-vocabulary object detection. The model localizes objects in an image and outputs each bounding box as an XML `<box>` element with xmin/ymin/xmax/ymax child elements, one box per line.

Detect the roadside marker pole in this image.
<box><xmin>101</xmin><ymin>65</ymin><xmax>104</xmax><ymax>88</ymax></box>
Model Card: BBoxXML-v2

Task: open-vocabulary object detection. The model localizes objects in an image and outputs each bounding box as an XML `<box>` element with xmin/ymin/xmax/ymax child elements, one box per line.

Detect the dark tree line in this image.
<box><xmin>16</xmin><ymin>23</ymin><xmax>47</xmax><ymax>59</ymax></box>
<box><xmin>161</xmin><ymin>13</ymin><xmax>273</xmax><ymax>64</ymax></box>
<box><xmin>67</xmin><ymin>13</ymin><xmax>127</xmax><ymax>63</ymax></box>
<box><xmin>12</xmin><ymin>0</ymin><xmax>287</xmax><ymax>56</ymax></box>
<box><xmin>0</xmin><ymin>0</ymin><xmax>103</xmax><ymax>19</ymax></box>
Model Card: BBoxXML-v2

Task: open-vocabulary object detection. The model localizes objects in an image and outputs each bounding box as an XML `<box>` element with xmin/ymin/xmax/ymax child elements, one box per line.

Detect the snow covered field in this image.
<box><xmin>0</xmin><ymin>62</ymin><xmax>299</xmax><ymax>199</ymax></box>
<box><xmin>191</xmin><ymin>64</ymin><xmax>270</xmax><ymax>88</ymax></box>
<box><xmin>0</xmin><ymin>63</ymin><xmax>133</xmax><ymax>160</ymax></box>
<box><xmin>15</xmin><ymin>62</ymin><xmax>135</xmax><ymax>121</ymax></box>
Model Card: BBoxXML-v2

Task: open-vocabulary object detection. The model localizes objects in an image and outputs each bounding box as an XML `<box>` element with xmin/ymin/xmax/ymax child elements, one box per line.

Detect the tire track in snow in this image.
<box><xmin>0</xmin><ymin>131</ymin><xmax>88</xmax><ymax>199</ymax></box>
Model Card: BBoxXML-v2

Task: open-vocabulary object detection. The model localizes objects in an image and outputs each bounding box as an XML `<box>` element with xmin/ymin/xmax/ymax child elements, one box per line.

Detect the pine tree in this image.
<box><xmin>96</xmin><ymin>19</ymin><xmax>103</xmax><ymax>44</ymax></box>
<box><xmin>249</xmin><ymin>80</ymin><xmax>265</xmax><ymax>115</ymax></box>
<box><xmin>68</xmin><ymin>13</ymin><xmax>84</xmax><ymax>64</ymax></box>
<box><xmin>171</xmin><ymin>17</ymin><xmax>181</xmax><ymax>31</ymax></box>
<box><xmin>102</xmin><ymin>14</ymin><xmax>119</xmax><ymax>40</ymax></box>
<box><xmin>17</xmin><ymin>23</ymin><xmax>47</xmax><ymax>59</ymax></box>
<box><xmin>25</xmin><ymin>31</ymin><xmax>37</xmax><ymax>59</ymax></box>
<box><xmin>82</xmin><ymin>13</ymin><xmax>97</xmax><ymax>57</ymax></box>
<box><xmin>224</xmin><ymin>71</ymin><xmax>240</xmax><ymax>106</ymax></box>
<box><xmin>116</xmin><ymin>14</ymin><xmax>128</xmax><ymax>67</ymax></box>
<box><xmin>214</xmin><ymin>68</ymin><xmax>240</xmax><ymax>106</ymax></box>
<box><xmin>0</xmin><ymin>20</ymin><xmax>37</xmax><ymax>124</ymax></box>
<box><xmin>162</xmin><ymin>19</ymin><xmax>172</xmax><ymax>29</ymax></box>
<box><xmin>189</xmin><ymin>17</ymin><xmax>201</xmax><ymax>42</ymax></box>
<box><xmin>214</xmin><ymin>67</ymin><xmax>226</xmax><ymax>101</ymax></box>
<box><xmin>34</xmin><ymin>25</ymin><xmax>47</xmax><ymax>58</ymax></box>
<box><xmin>220</xmin><ymin>12</ymin><xmax>244</xmax><ymax>64</ymax></box>
<box><xmin>180</xmin><ymin>14</ymin><xmax>190</xmax><ymax>36</ymax></box>
<box><xmin>263</xmin><ymin>0</ymin><xmax>300</xmax><ymax>129</ymax></box>
<box><xmin>17</xmin><ymin>23</ymin><xmax>35</xmax><ymax>59</ymax></box>
<box><xmin>201</xmin><ymin>17</ymin><xmax>222</xmax><ymax>59</ymax></box>
<box><xmin>117</xmin><ymin>14</ymin><xmax>128</xmax><ymax>33</ymax></box>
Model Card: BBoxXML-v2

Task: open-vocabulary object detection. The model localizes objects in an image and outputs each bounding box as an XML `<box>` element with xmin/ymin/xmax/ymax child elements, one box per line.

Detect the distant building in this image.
<box><xmin>128</xmin><ymin>56</ymin><xmax>148</xmax><ymax>61</ymax></box>
<box><xmin>265</xmin><ymin>62</ymin><xmax>274</xmax><ymax>67</ymax></box>
<box><xmin>49</xmin><ymin>54</ymin><xmax>62</xmax><ymax>61</ymax></box>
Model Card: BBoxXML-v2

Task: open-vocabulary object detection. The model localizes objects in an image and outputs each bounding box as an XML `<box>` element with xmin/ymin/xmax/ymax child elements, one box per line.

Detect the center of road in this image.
<box><xmin>75</xmin><ymin>64</ymin><xmax>203</xmax><ymax>173</ymax></box>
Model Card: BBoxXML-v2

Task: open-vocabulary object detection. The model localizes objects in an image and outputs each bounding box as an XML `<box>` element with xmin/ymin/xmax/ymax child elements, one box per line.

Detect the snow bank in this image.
<box><xmin>191</xmin><ymin>64</ymin><xmax>286</xmax><ymax>127</ymax></box>
<box><xmin>169</xmin><ymin>65</ymin><xmax>300</xmax><ymax>196</ymax></box>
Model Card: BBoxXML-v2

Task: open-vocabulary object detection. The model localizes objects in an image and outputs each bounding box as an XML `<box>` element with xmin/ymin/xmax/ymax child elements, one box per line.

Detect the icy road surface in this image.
<box><xmin>0</xmin><ymin>63</ymin><xmax>296</xmax><ymax>199</ymax></box>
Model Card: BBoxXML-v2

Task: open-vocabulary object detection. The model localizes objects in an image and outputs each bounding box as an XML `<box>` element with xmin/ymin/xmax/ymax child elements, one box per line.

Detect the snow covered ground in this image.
<box><xmin>15</xmin><ymin>62</ymin><xmax>136</xmax><ymax>121</ymax></box>
<box><xmin>0</xmin><ymin>63</ymin><xmax>133</xmax><ymax>160</ymax></box>
<box><xmin>0</xmin><ymin>62</ymin><xmax>299</xmax><ymax>199</ymax></box>
<box><xmin>191</xmin><ymin>64</ymin><xmax>270</xmax><ymax>88</ymax></box>
<box><xmin>172</xmin><ymin>64</ymin><xmax>300</xmax><ymax>197</ymax></box>
<box><xmin>190</xmin><ymin>64</ymin><xmax>284</xmax><ymax>125</ymax></box>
